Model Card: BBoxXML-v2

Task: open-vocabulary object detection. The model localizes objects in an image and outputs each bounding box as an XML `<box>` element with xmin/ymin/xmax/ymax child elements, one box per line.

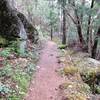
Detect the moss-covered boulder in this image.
<box><xmin>0</xmin><ymin>0</ymin><xmax>38</xmax><ymax>47</ymax></box>
<box><xmin>0</xmin><ymin>36</ymin><xmax>9</xmax><ymax>46</ymax></box>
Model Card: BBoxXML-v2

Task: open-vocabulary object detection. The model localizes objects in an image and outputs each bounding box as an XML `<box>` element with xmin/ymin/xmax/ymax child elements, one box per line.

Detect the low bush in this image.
<box><xmin>63</xmin><ymin>66</ymin><xmax>78</xmax><ymax>75</ymax></box>
<box><xmin>58</xmin><ymin>44</ymin><xmax>67</xmax><ymax>49</ymax></box>
<box><xmin>0</xmin><ymin>48</ymin><xmax>11</xmax><ymax>58</ymax></box>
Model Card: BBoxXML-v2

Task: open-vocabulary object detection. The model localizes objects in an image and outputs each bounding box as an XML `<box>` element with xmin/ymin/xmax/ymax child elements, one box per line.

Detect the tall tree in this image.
<box><xmin>64</xmin><ymin>0</ymin><xmax>85</xmax><ymax>46</ymax></box>
<box><xmin>92</xmin><ymin>27</ymin><xmax>100</xmax><ymax>58</ymax></box>
<box><xmin>58</xmin><ymin>0</ymin><xmax>67</xmax><ymax>44</ymax></box>
<box><xmin>87</xmin><ymin>0</ymin><xmax>95</xmax><ymax>53</ymax></box>
<box><xmin>62</xmin><ymin>0</ymin><xmax>67</xmax><ymax>44</ymax></box>
<box><xmin>49</xmin><ymin>0</ymin><xmax>54</xmax><ymax>40</ymax></box>
<box><xmin>72</xmin><ymin>0</ymin><xmax>85</xmax><ymax>45</ymax></box>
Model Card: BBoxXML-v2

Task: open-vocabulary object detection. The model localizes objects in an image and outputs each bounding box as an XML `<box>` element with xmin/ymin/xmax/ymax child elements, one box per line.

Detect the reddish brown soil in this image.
<box><xmin>25</xmin><ymin>41</ymin><xmax>64</xmax><ymax>100</ymax></box>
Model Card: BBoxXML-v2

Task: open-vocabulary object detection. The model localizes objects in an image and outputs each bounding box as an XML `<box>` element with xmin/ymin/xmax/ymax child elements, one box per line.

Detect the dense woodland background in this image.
<box><xmin>0</xmin><ymin>0</ymin><xmax>100</xmax><ymax>59</ymax></box>
<box><xmin>9</xmin><ymin>0</ymin><xmax>100</xmax><ymax>59</ymax></box>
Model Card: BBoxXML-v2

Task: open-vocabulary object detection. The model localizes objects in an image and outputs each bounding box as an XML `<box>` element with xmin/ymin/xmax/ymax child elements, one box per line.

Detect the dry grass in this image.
<box><xmin>63</xmin><ymin>66</ymin><xmax>79</xmax><ymax>75</ymax></box>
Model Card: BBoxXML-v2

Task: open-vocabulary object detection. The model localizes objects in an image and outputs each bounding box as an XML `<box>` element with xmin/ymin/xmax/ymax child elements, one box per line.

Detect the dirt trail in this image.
<box><xmin>25</xmin><ymin>41</ymin><xmax>64</xmax><ymax>100</ymax></box>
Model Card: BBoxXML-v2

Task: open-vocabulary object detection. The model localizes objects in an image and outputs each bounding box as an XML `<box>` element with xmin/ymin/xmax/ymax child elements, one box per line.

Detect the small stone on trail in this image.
<box><xmin>31</xmin><ymin>81</ymin><xmax>35</xmax><ymax>85</ymax></box>
<box><xmin>50</xmin><ymin>54</ymin><xmax>54</xmax><ymax>56</ymax></box>
<box><xmin>36</xmin><ymin>66</ymin><xmax>40</xmax><ymax>69</ymax></box>
<box><xmin>50</xmin><ymin>96</ymin><xmax>53</xmax><ymax>99</ymax></box>
<box><xmin>29</xmin><ymin>88</ymin><xmax>33</xmax><ymax>91</ymax></box>
<box><xmin>55</xmin><ymin>88</ymin><xmax>58</xmax><ymax>91</ymax></box>
<box><xmin>57</xmin><ymin>59</ymin><xmax>61</xmax><ymax>63</ymax></box>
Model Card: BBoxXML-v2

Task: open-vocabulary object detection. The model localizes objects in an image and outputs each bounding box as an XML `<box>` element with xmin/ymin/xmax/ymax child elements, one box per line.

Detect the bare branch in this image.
<box><xmin>65</xmin><ymin>9</ymin><xmax>77</xmax><ymax>24</ymax></box>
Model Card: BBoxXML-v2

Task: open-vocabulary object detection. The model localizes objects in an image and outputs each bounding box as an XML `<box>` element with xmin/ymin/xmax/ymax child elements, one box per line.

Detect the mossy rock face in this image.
<box><xmin>0</xmin><ymin>35</ymin><xmax>19</xmax><ymax>47</ymax></box>
<box><xmin>0</xmin><ymin>36</ymin><xmax>9</xmax><ymax>46</ymax></box>
<box><xmin>0</xmin><ymin>0</ymin><xmax>38</xmax><ymax>44</ymax></box>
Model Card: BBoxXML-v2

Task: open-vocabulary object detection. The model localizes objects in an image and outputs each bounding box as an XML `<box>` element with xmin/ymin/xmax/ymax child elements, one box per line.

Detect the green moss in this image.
<box><xmin>0</xmin><ymin>36</ymin><xmax>8</xmax><ymax>46</ymax></box>
<box><xmin>58</xmin><ymin>44</ymin><xmax>67</xmax><ymax>49</ymax></box>
<box><xmin>0</xmin><ymin>48</ymin><xmax>11</xmax><ymax>58</ymax></box>
<box><xmin>8</xmin><ymin>96</ymin><xmax>20</xmax><ymax>100</ymax></box>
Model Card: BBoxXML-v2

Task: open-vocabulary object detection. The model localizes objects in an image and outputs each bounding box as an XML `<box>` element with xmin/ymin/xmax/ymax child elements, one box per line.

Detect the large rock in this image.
<box><xmin>0</xmin><ymin>0</ymin><xmax>38</xmax><ymax>46</ymax></box>
<box><xmin>17</xmin><ymin>11</ymin><xmax>39</xmax><ymax>43</ymax></box>
<box><xmin>0</xmin><ymin>0</ymin><xmax>25</xmax><ymax>40</ymax></box>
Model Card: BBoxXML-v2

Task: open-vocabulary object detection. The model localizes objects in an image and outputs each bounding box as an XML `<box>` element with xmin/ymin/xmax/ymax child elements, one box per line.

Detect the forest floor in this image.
<box><xmin>25</xmin><ymin>41</ymin><xmax>65</xmax><ymax>100</ymax></box>
<box><xmin>0</xmin><ymin>39</ymin><xmax>100</xmax><ymax>100</ymax></box>
<box><xmin>25</xmin><ymin>39</ymin><xmax>100</xmax><ymax>100</ymax></box>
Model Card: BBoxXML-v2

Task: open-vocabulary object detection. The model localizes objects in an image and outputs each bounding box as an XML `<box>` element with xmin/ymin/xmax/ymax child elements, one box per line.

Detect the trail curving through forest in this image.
<box><xmin>25</xmin><ymin>41</ymin><xmax>64</xmax><ymax>100</ymax></box>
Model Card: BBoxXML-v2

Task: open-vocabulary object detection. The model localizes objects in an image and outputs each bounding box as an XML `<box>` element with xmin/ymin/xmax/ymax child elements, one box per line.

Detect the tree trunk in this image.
<box><xmin>88</xmin><ymin>26</ymin><xmax>92</xmax><ymax>55</ymax></box>
<box><xmin>51</xmin><ymin>26</ymin><xmax>53</xmax><ymax>40</ymax></box>
<box><xmin>76</xmin><ymin>23</ymin><xmax>84</xmax><ymax>45</ymax></box>
<box><xmin>92</xmin><ymin>27</ymin><xmax>100</xmax><ymax>58</ymax></box>
<box><xmin>72</xmin><ymin>1</ymin><xmax>84</xmax><ymax>45</ymax></box>
<box><xmin>75</xmin><ymin>11</ymin><xmax>84</xmax><ymax>45</ymax></box>
<box><xmin>62</xmin><ymin>7</ymin><xmax>66</xmax><ymax>44</ymax></box>
<box><xmin>80</xmin><ymin>0</ymin><xmax>85</xmax><ymax>24</ymax></box>
<box><xmin>87</xmin><ymin>0</ymin><xmax>95</xmax><ymax>48</ymax></box>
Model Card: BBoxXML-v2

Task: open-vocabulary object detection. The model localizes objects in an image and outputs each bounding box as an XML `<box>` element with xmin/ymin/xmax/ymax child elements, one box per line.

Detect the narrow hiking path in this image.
<box><xmin>25</xmin><ymin>41</ymin><xmax>64</xmax><ymax>100</ymax></box>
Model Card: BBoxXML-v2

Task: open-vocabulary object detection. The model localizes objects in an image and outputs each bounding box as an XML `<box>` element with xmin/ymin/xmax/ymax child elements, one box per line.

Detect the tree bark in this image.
<box><xmin>92</xmin><ymin>27</ymin><xmax>100</xmax><ymax>58</ymax></box>
<box><xmin>87</xmin><ymin>0</ymin><xmax>95</xmax><ymax>47</ymax></box>
<box><xmin>75</xmin><ymin>10</ymin><xmax>84</xmax><ymax>45</ymax></box>
<box><xmin>50</xmin><ymin>26</ymin><xmax>53</xmax><ymax>40</ymax></box>
<box><xmin>62</xmin><ymin>7</ymin><xmax>66</xmax><ymax>44</ymax></box>
<box><xmin>71</xmin><ymin>0</ymin><xmax>85</xmax><ymax>45</ymax></box>
<box><xmin>80</xmin><ymin>0</ymin><xmax>85</xmax><ymax>24</ymax></box>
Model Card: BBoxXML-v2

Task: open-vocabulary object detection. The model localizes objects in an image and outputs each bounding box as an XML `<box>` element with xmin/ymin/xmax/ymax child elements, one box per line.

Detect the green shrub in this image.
<box><xmin>95</xmin><ymin>85</ymin><xmax>100</xmax><ymax>94</ymax></box>
<box><xmin>0</xmin><ymin>48</ymin><xmax>11</xmax><ymax>58</ymax></box>
<box><xmin>58</xmin><ymin>44</ymin><xmax>67</xmax><ymax>49</ymax></box>
<box><xmin>9</xmin><ymin>40</ymin><xmax>20</xmax><ymax>55</ymax></box>
<box><xmin>25</xmin><ymin>63</ymin><xmax>36</xmax><ymax>76</ymax></box>
<box><xmin>0</xmin><ymin>84</ymin><xmax>11</xmax><ymax>96</ymax></box>
<box><xmin>0</xmin><ymin>64</ymin><xmax>13</xmax><ymax>77</ymax></box>
<box><xmin>0</xmin><ymin>36</ymin><xmax>8</xmax><ymax>46</ymax></box>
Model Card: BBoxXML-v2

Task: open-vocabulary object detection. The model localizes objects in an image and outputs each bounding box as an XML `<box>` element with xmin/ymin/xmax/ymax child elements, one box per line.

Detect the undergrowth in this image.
<box><xmin>57</xmin><ymin>44</ymin><xmax>100</xmax><ymax>99</ymax></box>
<box><xmin>0</xmin><ymin>41</ymin><xmax>39</xmax><ymax>100</ymax></box>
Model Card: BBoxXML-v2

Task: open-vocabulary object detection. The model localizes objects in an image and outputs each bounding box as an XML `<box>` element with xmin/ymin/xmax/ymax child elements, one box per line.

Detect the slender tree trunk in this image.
<box><xmin>58</xmin><ymin>6</ymin><xmax>62</xmax><ymax>37</ymax></box>
<box><xmin>92</xmin><ymin>27</ymin><xmax>100</xmax><ymax>58</ymax></box>
<box><xmin>72</xmin><ymin>1</ymin><xmax>84</xmax><ymax>45</ymax></box>
<box><xmin>80</xmin><ymin>0</ymin><xmax>85</xmax><ymax>23</ymax></box>
<box><xmin>62</xmin><ymin>7</ymin><xmax>66</xmax><ymax>44</ymax></box>
<box><xmin>76</xmin><ymin>22</ymin><xmax>84</xmax><ymax>45</ymax></box>
<box><xmin>75</xmin><ymin>12</ymin><xmax>84</xmax><ymax>45</ymax></box>
<box><xmin>87</xmin><ymin>0</ymin><xmax>95</xmax><ymax>43</ymax></box>
<box><xmin>88</xmin><ymin>26</ymin><xmax>92</xmax><ymax>55</ymax></box>
<box><xmin>51</xmin><ymin>26</ymin><xmax>53</xmax><ymax>40</ymax></box>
